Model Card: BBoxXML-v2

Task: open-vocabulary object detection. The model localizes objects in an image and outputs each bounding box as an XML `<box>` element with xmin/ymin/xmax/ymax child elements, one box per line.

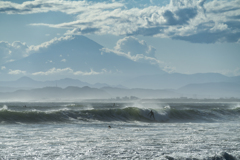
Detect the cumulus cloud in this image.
<box><xmin>101</xmin><ymin>36</ymin><xmax>163</xmax><ymax>65</ymax></box>
<box><xmin>1</xmin><ymin>66</ymin><xmax>6</xmax><ymax>70</ymax></box>
<box><xmin>0</xmin><ymin>0</ymin><xmax>123</xmax><ymax>15</ymax></box>
<box><xmin>101</xmin><ymin>36</ymin><xmax>177</xmax><ymax>73</ymax></box>
<box><xmin>1</xmin><ymin>0</ymin><xmax>239</xmax><ymax>44</ymax></box>
<box><xmin>28</xmin><ymin>35</ymin><xmax>73</xmax><ymax>52</ymax></box>
<box><xmin>162</xmin><ymin>65</ymin><xmax>176</xmax><ymax>73</ymax></box>
<box><xmin>8</xmin><ymin>69</ymin><xmax>26</xmax><ymax>75</ymax></box>
<box><xmin>0</xmin><ymin>35</ymin><xmax>73</xmax><ymax>65</ymax></box>
<box><xmin>163</xmin><ymin>8</ymin><xmax>198</xmax><ymax>25</ymax></box>
<box><xmin>61</xmin><ymin>59</ymin><xmax>66</xmax><ymax>62</ymax></box>
<box><xmin>23</xmin><ymin>0</ymin><xmax>240</xmax><ymax>43</ymax></box>
<box><xmin>114</xmin><ymin>36</ymin><xmax>156</xmax><ymax>56</ymax></box>
<box><xmin>32</xmin><ymin>67</ymin><xmax>108</xmax><ymax>76</ymax></box>
<box><xmin>0</xmin><ymin>41</ymin><xmax>30</xmax><ymax>65</ymax></box>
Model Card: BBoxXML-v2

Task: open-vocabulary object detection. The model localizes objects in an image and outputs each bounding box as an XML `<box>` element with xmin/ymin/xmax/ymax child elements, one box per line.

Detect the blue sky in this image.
<box><xmin>0</xmin><ymin>0</ymin><xmax>240</xmax><ymax>82</ymax></box>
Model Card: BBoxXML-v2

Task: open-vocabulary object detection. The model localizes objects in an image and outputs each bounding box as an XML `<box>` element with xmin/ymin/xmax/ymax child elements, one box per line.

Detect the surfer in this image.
<box><xmin>108</xmin><ymin>125</ymin><xmax>111</xmax><ymax>129</ymax></box>
<box><xmin>148</xmin><ymin>110</ymin><xmax>155</xmax><ymax>119</ymax></box>
<box><xmin>113</xmin><ymin>103</ymin><xmax>115</xmax><ymax>107</ymax></box>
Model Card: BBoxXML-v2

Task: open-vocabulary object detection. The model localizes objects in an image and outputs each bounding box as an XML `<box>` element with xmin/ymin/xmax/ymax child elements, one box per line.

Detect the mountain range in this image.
<box><xmin>0</xmin><ymin>76</ymin><xmax>125</xmax><ymax>90</ymax></box>
<box><xmin>0</xmin><ymin>86</ymin><xmax>111</xmax><ymax>101</ymax></box>
<box><xmin>0</xmin><ymin>75</ymin><xmax>240</xmax><ymax>99</ymax></box>
<box><xmin>122</xmin><ymin>72</ymin><xmax>240</xmax><ymax>89</ymax></box>
<box><xmin>1</xmin><ymin>35</ymin><xmax>240</xmax><ymax>99</ymax></box>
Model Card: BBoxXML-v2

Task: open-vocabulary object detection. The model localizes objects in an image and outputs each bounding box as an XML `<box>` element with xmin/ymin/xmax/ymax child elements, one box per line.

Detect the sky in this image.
<box><xmin>0</xmin><ymin>0</ymin><xmax>240</xmax><ymax>83</ymax></box>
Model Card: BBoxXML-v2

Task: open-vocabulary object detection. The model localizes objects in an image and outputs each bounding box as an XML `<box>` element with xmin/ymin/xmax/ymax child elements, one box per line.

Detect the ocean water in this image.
<box><xmin>0</xmin><ymin>102</ymin><xmax>240</xmax><ymax>160</ymax></box>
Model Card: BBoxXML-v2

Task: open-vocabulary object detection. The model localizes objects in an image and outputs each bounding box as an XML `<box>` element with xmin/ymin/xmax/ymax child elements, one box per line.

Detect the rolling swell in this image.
<box><xmin>1</xmin><ymin>104</ymin><xmax>240</xmax><ymax>124</ymax></box>
<box><xmin>0</xmin><ymin>107</ymin><xmax>153</xmax><ymax>124</ymax></box>
<box><xmin>0</xmin><ymin>109</ymin><xmax>77</xmax><ymax>123</ymax></box>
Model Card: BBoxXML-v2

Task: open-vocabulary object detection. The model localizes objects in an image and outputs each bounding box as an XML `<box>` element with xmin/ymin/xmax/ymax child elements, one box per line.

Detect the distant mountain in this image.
<box><xmin>0</xmin><ymin>86</ymin><xmax>111</xmax><ymax>101</ymax></box>
<box><xmin>0</xmin><ymin>76</ymin><xmax>111</xmax><ymax>90</ymax></box>
<box><xmin>122</xmin><ymin>73</ymin><xmax>236</xmax><ymax>89</ymax></box>
<box><xmin>45</xmin><ymin>78</ymin><xmax>90</xmax><ymax>88</ymax></box>
<box><xmin>0</xmin><ymin>86</ymin><xmax>33</xmax><ymax>93</ymax></box>
<box><xmin>1</xmin><ymin>82</ymin><xmax>239</xmax><ymax>101</ymax></box>
<box><xmin>1</xmin><ymin>73</ymin><xmax>240</xmax><ymax>99</ymax></box>
<box><xmin>92</xmin><ymin>83</ymin><xmax>110</xmax><ymax>88</ymax></box>
<box><xmin>178</xmin><ymin>82</ymin><xmax>240</xmax><ymax>98</ymax></box>
<box><xmin>2</xmin><ymin>35</ymin><xmax>165</xmax><ymax>83</ymax></box>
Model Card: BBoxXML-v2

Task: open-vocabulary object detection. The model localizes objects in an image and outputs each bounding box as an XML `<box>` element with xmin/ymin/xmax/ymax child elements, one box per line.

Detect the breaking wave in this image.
<box><xmin>1</xmin><ymin>103</ymin><xmax>240</xmax><ymax>124</ymax></box>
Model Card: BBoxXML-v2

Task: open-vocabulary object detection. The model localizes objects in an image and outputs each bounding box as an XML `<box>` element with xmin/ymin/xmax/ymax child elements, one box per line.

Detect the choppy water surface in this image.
<box><xmin>1</xmin><ymin>102</ymin><xmax>240</xmax><ymax>159</ymax></box>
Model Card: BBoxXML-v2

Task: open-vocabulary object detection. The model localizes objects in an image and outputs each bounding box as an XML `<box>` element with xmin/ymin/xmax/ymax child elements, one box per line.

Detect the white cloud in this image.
<box><xmin>28</xmin><ymin>36</ymin><xmax>73</xmax><ymax>52</ymax></box>
<box><xmin>101</xmin><ymin>36</ymin><xmax>163</xmax><ymax>65</ymax></box>
<box><xmin>162</xmin><ymin>65</ymin><xmax>176</xmax><ymax>73</ymax></box>
<box><xmin>14</xmin><ymin>0</ymin><xmax>239</xmax><ymax>43</ymax></box>
<box><xmin>101</xmin><ymin>36</ymin><xmax>177</xmax><ymax>73</ymax></box>
<box><xmin>0</xmin><ymin>0</ymin><xmax>124</xmax><ymax>15</ymax></box>
<box><xmin>114</xmin><ymin>36</ymin><xmax>156</xmax><ymax>56</ymax></box>
<box><xmin>102</xmin><ymin>48</ymin><xmax>163</xmax><ymax>66</ymax></box>
<box><xmin>101</xmin><ymin>36</ymin><xmax>176</xmax><ymax>73</ymax></box>
<box><xmin>1</xmin><ymin>66</ymin><xmax>6</xmax><ymax>70</ymax></box>
<box><xmin>8</xmin><ymin>69</ymin><xmax>26</xmax><ymax>75</ymax></box>
<box><xmin>1</xmin><ymin>0</ymin><xmax>239</xmax><ymax>43</ymax></box>
<box><xmin>45</xmin><ymin>60</ymin><xmax>53</xmax><ymax>64</ymax></box>
<box><xmin>6</xmin><ymin>59</ymin><xmax>15</xmax><ymax>63</ymax></box>
<box><xmin>0</xmin><ymin>41</ymin><xmax>29</xmax><ymax>65</ymax></box>
<box><xmin>73</xmin><ymin>69</ymin><xmax>107</xmax><ymax>76</ymax></box>
<box><xmin>61</xmin><ymin>59</ymin><xmax>66</xmax><ymax>62</ymax></box>
<box><xmin>217</xmin><ymin>68</ymin><xmax>240</xmax><ymax>77</ymax></box>
<box><xmin>0</xmin><ymin>35</ymin><xmax>74</xmax><ymax>65</ymax></box>
<box><xmin>32</xmin><ymin>67</ymin><xmax>108</xmax><ymax>76</ymax></box>
<box><xmin>32</xmin><ymin>67</ymin><xmax>73</xmax><ymax>75</ymax></box>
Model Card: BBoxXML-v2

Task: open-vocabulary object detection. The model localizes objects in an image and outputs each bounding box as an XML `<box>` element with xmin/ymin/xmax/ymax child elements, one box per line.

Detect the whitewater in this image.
<box><xmin>1</xmin><ymin>102</ymin><xmax>240</xmax><ymax>159</ymax></box>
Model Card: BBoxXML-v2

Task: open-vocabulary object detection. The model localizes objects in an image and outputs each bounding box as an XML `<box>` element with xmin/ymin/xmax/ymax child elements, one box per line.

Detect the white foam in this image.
<box><xmin>164</xmin><ymin>105</ymin><xmax>171</xmax><ymax>109</ymax></box>
<box><xmin>1</xmin><ymin>105</ymin><xmax>8</xmax><ymax>110</ymax></box>
<box><xmin>231</xmin><ymin>103</ymin><xmax>240</xmax><ymax>109</ymax></box>
<box><xmin>131</xmin><ymin>102</ymin><xmax>166</xmax><ymax>110</ymax></box>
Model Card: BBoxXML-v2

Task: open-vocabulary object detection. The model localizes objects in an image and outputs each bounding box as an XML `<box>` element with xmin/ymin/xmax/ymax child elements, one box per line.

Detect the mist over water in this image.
<box><xmin>1</xmin><ymin>102</ymin><xmax>240</xmax><ymax>159</ymax></box>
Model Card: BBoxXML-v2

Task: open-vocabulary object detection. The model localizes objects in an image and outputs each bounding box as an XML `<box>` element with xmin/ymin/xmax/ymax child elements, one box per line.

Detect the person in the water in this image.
<box><xmin>148</xmin><ymin>110</ymin><xmax>155</xmax><ymax>119</ymax></box>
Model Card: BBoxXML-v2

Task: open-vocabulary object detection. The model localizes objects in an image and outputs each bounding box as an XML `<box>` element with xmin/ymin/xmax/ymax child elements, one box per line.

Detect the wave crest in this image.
<box><xmin>1</xmin><ymin>104</ymin><xmax>240</xmax><ymax>124</ymax></box>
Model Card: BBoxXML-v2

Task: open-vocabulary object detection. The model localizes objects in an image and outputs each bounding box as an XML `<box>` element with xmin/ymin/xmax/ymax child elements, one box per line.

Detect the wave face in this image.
<box><xmin>0</xmin><ymin>102</ymin><xmax>240</xmax><ymax>124</ymax></box>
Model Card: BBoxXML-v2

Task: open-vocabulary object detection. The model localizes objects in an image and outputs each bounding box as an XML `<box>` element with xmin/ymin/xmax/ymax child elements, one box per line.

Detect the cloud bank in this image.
<box><xmin>0</xmin><ymin>0</ymin><xmax>123</xmax><ymax>14</ymax></box>
<box><xmin>1</xmin><ymin>0</ymin><xmax>237</xmax><ymax>43</ymax></box>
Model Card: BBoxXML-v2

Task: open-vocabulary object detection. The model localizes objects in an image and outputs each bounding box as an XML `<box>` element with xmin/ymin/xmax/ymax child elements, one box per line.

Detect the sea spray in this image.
<box><xmin>1</xmin><ymin>102</ymin><xmax>240</xmax><ymax>159</ymax></box>
<box><xmin>1</xmin><ymin>104</ymin><xmax>8</xmax><ymax>110</ymax></box>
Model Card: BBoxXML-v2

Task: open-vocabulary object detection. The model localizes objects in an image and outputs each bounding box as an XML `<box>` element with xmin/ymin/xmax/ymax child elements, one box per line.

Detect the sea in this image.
<box><xmin>0</xmin><ymin>101</ymin><xmax>240</xmax><ymax>160</ymax></box>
